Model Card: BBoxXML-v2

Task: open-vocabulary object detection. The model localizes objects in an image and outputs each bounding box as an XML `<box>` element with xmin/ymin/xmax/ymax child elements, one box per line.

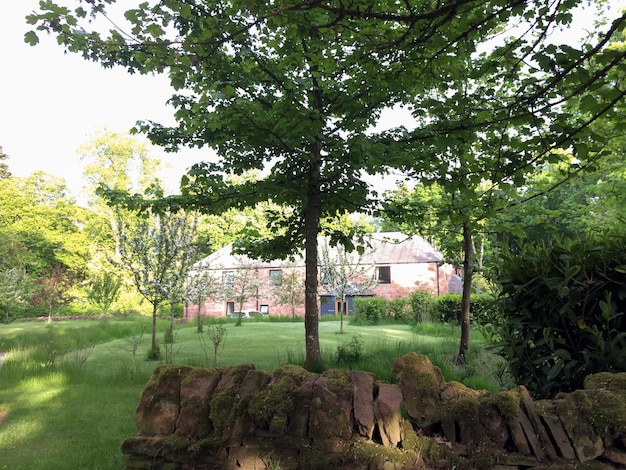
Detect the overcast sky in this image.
<box><xmin>0</xmin><ymin>1</ymin><xmax>623</xmax><ymax>203</ymax></box>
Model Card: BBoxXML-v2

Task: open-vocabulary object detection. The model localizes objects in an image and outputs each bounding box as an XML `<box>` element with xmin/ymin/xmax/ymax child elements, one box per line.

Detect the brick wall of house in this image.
<box><xmin>185</xmin><ymin>262</ymin><xmax>456</xmax><ymax>319</ymax></box>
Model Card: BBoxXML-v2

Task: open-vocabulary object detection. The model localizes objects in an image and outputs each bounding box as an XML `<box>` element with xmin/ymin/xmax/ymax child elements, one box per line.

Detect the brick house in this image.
<box><xmin>184</xmin><ymin>232</ymin><xmax>455</xmax><ymax>319</ymax></box>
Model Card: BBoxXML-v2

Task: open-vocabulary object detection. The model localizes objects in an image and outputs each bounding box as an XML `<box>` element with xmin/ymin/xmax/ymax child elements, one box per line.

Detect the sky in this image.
<box><xmin>0</xmin><ymin>1</ymin><xmax>624</xmax><ymax>203</ymax></box>
<box><xmin>0</xmin><ymin>1</ymin><xmax>206</xmax><ymax>199</ymax></box>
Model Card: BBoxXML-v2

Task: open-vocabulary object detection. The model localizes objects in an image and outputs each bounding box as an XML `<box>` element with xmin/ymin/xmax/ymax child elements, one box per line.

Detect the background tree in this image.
<box><xmin>185</xmin><ymin>263</ymin><xmax>221</xmax><ymax>331</ymax></box>
<box><xmin>79</xmin><ymin>130</ymin><xmax>160</xmax><ymax>207</ymax></box>
<box><xmin>319</xmin><ymin>240</ymin><xmax>377</xmax><ymax>334</ymax></box>
<box><xmin>86</xmin><ymin>272</ymin><xmax>122</xmax><ymax>316</ymax></box>
<box><xmin>374</xmin><ymin>4</ymin><xmax>626</xmax><ymax>360</ymax></box>
<box><xmin>0</xmin><ymin>146</ymin><xmax>11</xmax><ymax>179</ymax></box>
<box><xmin>0</xmin><ymin>267</ymin><xmax>27</xmax><ymax>322</ymax></box>
<box><xmin>114</xmin><ymin>208</ymin><xmax>198</xmax><ymax>358</ymax></box>
<box><xmin>0</xmin><ymin>172</ymin><xmax>97</xmax><ymax>314</ymax></box>
<box><xmin>221</xmin><ymin>259</ymin><xmax>262</xmax><ymax>327</ymax></box>
<box><xmin>32</xmin><ymin>264</ymin><xmax>73</xmax><ymax>321</ymax></box>
<box><xmin>495</xmin><ymin>146</ymin><xmax>626</xmax><ymax>248</ymax></box>
<box><xmin>270</xmin><ymin>262</ymin><xmax>305</xmax><ymax>320</ymax></box>
<box><xmin>80</xmin><ymin>130</ymin><xmax>170</xmax><ymax>313</ymax></box>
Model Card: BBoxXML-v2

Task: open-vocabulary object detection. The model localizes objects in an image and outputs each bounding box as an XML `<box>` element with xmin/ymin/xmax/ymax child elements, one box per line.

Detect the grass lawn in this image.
<box><xmin>0</xmin><ymin>317</ymin><xmax>507</xmax><ymax>470</ymax></box>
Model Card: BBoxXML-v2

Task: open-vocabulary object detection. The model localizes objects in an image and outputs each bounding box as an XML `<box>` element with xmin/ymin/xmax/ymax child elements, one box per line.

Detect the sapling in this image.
<box><xmin>120</xmin><ymin>327</ymin><xmax>145</xmax><ymax>381</ymax></box>
<box><xmin>206</xmin><ymin>324</ymin><xmax>227</xmax><ymax>367</ymax></box>
<box><xmin>72</xmin><ymin>342</ymin><xmax>95</xmax><ymax>370</ymax></box>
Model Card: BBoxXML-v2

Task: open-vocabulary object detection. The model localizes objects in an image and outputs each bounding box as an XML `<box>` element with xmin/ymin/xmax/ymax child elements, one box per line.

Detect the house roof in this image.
<box><xmin>193</xmin><ymin>231</ymin><xmax>443</xmax><ymax>271</ymax></box>
<box><xmin>360</xmin><ymin>232</ymin><xmax>443</xmax><ymax>265</ymax></box>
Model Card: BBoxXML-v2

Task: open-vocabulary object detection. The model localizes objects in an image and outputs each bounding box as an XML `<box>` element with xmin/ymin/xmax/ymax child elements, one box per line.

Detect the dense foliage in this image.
<box><xmin>26</xmin><ymin>0</ymin><xmax>626</xmax><ymax>368</ymax></box>
<box><xmin>494</xmin><ymin>227</ymin><xmax>626</xmax><ymax>398</ymax></box>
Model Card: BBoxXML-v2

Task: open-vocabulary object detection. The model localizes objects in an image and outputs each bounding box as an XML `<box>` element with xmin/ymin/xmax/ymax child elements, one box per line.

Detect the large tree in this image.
<box><xmin>0</xmin><ymin>173</ymin><xmax>93</xmax><ymax>280</ymax></box>
<box><xmin>374</xmin><ymin>4</ymin><xmax>626</xmax><ymax>360</ymax></box>
<box><xmin>27</xmin><ymin>0</ymin><xmax>626</xmax><ymax>368</ymax></box>
<box><xmin>79</xmin><ymin>130</ymin><xmax>160</xmax><ymax>208</ymax></box>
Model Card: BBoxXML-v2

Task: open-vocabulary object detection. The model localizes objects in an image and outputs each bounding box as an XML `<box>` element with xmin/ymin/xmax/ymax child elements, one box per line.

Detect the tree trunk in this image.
<box><xmin>304</xmin><ymin>158</ymin><xmax>322</xmax><ymax>371</ymax></box>
<box><xmin>458</xmin><ymin>220</ymin><xmax>474</xmax><ymax>363</ymax></box>
<box><xmin>339</xmin><ymin>297</ymin><xmax>345</xmax><ymax>334</ymax></box>
<box><xmin>303</xmin><ymin>38</ymin><xmax>324</xmax><ymax>371</ymax></box>
<box><xmin>196</xmin><ymin>298</ymin><xmax>202</xmax><ymax>332</ymax></box>
<box><xmin>151</xmin><ymin>303</ymin><xmax>158</xmax><ymax>357</ymax></box>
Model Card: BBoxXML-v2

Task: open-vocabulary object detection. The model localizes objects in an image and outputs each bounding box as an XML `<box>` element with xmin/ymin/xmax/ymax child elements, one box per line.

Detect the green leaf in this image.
<box><xmin>24</xmin><ymin>31</ymin><xmax>39</xmax><ymax>46</ymax></box>
<box><xmin>546</xmin><ymin>361</ymin><xmax>564</xmax><ymax>381</ymax></box>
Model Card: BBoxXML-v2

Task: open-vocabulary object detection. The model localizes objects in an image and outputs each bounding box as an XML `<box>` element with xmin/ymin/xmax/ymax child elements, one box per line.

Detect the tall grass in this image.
<box><xmin>0</xmin><ymin>318</ymin><xmax>508</xmax><ymax>469</ymax></box>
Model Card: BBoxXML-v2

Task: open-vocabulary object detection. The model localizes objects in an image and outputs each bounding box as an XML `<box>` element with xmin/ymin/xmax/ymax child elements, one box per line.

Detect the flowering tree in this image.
<box><xmin>221</xmin><ymin>259</ymin><xmax>262</xmax><ymax>327</ymax></box>
<box><xmin>270</xmin><ymin>262</ymin><xmax>305</xmax><ymax>320</ymax></box>
<box><xmin>114</xmin><ymin>209</ymin><xmax>197</xmax><ymax>359</ymax></box>
<box><xmin>319</xmin><ymin>241</ymin><xmax>377</xmax><ymax>334</ymax></box>
<box><xmin>185</xmin><ymin>263</ymin><xmax>221</xmax><ymax>332</ymax></box>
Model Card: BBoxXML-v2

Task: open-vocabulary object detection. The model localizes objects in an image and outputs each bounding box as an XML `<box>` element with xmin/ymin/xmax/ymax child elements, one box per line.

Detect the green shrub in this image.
<box><xmin>434</xmin><ymin>293</ymin><xmax>462</xmax><ymax>323</ymax></box>
<box><xmin>335</xmin><ymin>335</ymin><xmax>364</xmax><ymax>368</ymax></box>
<box><xmin>470</xmin><ymin>294</ymin><xmax>500</xmax><ymax>342</ymax></box>
<box><xmin>353</xmin><ymin>297</ymin><xmax>387</xmax><ymax>324</ymax></box>
<box><xmin>432</xmin><ymin>293</ymin><xmax>496</xmax><ymax>327</ymax></box>
<box><xmin>494</xmin><ymin>230</ymin><xmax>626</xmax><ymax>398</ymax></box>
<box><xmin>407</xmin><ymin>290</ymin><xmax>434</xmax><ymax>323</ymax></box>
<box><xmin>388</xmin><ymin>297</ymin><xmax>410</xmax><ymax>321</ymax></box>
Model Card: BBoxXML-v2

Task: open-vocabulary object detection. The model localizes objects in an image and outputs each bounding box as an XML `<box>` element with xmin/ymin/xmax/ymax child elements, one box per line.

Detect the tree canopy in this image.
<box><xmin>26</xmin><ymin>0</ymin><xmax>626</xmax><ymax>367</ymax></box>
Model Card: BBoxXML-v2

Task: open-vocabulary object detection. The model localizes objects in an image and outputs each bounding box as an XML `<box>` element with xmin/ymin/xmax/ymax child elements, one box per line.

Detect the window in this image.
<box><xmin>260</xmin><ymin>305</ymin><xmax>269</xmax><ymax>314</ymax></box>
<box><xmin>269</xmin><ymin>269</ymin><xmax>283</xmax><ymax>286</ymax></box>
<box><xmin>222</xmin><ymin>270</ymin><xmax>235</xmax><ymax>286</ymax></box>
<box><xmin>226</xmin><ymin>302</ymin><xmax>235</xmax><ymax>315</ymax></box>
<box><xmin>376</xmin><ymin>266</ymin><xmax>391</xmax><ymax>284</ymax></box>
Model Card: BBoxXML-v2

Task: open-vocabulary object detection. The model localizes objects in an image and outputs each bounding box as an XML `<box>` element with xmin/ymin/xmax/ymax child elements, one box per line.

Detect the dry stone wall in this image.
<box><xmin>121</xmin><ymin>353</ymin><xmax>626</xmax><ymax>469</ymax></box>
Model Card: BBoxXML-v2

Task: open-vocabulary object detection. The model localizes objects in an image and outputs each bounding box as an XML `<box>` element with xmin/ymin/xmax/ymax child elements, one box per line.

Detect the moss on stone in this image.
<box><xmin>399</xmin><ymin>420</ymin><xmax>419</xmax><ymax>449</ymax></box>
<box><xmin>273</xmin><ymin>363</ymin><xmax>316</xmax><ymax>381</ymax></box>
<box><xmin>180</xmin><ymin>366</ymin><xmax>219</xmax><ymax>386</ymax></box>
<box><xmin>469</xmin><ymin>451</ymin><xmax>498</xmax><ymax>469</ymax></box>
<box><xmin>409</xmin><ymin>435</ymin><xmax>460</xmax><ymax>468</ymax></box>
<box><xmin>573</xmin><ymin>389</ymin><xmax>626</xmax><ymax>435</ymax></box>
<box><xmin>159</xmin><ymin>434</ymin><xmax>194</xmax><ymax>453</ymax></box>
<box><xmin>483</xmin><ymin>389</ymin><xmax>520</xmax><ymax>421</ymax></box>
<box><xmin>224</xmin><ymin>363</ymin><xmax>256</xmax><ymax>383</ymax></box>
<box><xmin>440</xmin><ymin>395</ymin><xmax>483</xmax><ymax>445</ymax></box>
<box><xmin>321</xmin><ymin>368</ymin><xmax>352</xmax><ymax>397</ymax></box>
<box><xmin>399</xmin><ymin>420</ymin><xmax>460</xmax><ymax>467</ymax></box>
<box><xmin>141</xmin><ymin>365</ymin><xmax>192</xmax><ymax>398</ymax></box>
<box><xmin>346</xmin><ymin>440</ymin><xmax>416</xmax><ymax>467</ymax></box>
<box><xmin>246</xmin><ymin>364</ymin><xmax>315</xmax><ymax>434</ymax></box>
<box><xmin>584</xmin><ymin>372</ymin><xmax>626</xmax><ymax>395</ymax></box>
<box><xmin>208</xmin><ymin>388</ymin><xmax>238</xmax><ymax>442</ymax></box>
<box><xmin>393</xmin><ymin>353</ymin><xmax>443</xmax><ymax>426</ymax></box>
<box><xmin>299</xmin><ymin>440</ymin><xmax>418</xmax><ymax>470</ymax></box>
<box><xmin>186</xmin><ymin>437</ymin><xmax>221</xmax><ymax>457</ymax></box>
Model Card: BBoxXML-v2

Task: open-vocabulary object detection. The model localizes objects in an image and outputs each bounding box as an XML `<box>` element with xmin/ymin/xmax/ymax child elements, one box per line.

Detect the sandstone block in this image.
<box><xmin>352</xmin><ymin>370</ymin><xmax>375</xmax><ymax>439</ymax></box>
<box><xmin>135</xmin><ymin>365</ymin><xmax>192</xmax><ymax>436</ymax></box>
<box><xmin>392</xmin><ymin>353</ymin><xmax>444</xmax><ymax>427</ymax></box>
<box><xmin>374</xmin><ymin>383</ymin><xmax>403</xmax><ymax>448</ymax></box>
